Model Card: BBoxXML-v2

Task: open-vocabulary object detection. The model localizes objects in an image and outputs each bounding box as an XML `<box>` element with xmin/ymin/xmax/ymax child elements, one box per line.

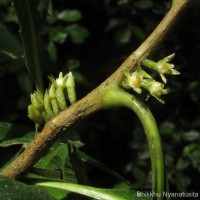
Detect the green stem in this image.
<box><xmin>102</xmin><ymin>87</ymin><xmax>165</xmax><ymax>199</ymax></box>
<box><xmin>142</xmin><ymin>59</ymin><xmax>158</xmax><ymax>70</ymax></box>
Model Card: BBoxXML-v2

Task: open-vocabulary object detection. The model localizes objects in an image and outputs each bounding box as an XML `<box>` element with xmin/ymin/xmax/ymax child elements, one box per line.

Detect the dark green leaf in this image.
<box><xmin>13</xmin><ymin>0</ymin><xmax>48</xmax><ymax>95</ymax></box>
<box><xmin>0</xmin><ymin>27</ymin><xmax>23</xmax><ymax>57</ymax></box>
<box><xmin>182</xmin><ymin>130</ymin><xmax>199</xmax><ymax>141</ymax></box>
<box><xmin>0</xmin><ymin>0</ymin><xmax>8</xmax><ymax>6</ymax></box>
<box><xmin>66</xmin><ymin>24</ymin><xmax>89</xmax><ymax>44</ymax></box>
<box><xmin>79</xmin><ymin>151</ymin><xmax>129</xmax><ymax>184</ymax></box>
<box><xmin>176</xmin><ymin>158</ymin><xmax>190</xmax><ymax>170</ymax></box>
<box><xmin>183</xmin><ymin>144</ymin><xmax>200</xmax><ymax>156</ymax></box>
<box><xmin>68</xmin><ymin>145</ymin><xmax>89</xmax><ymax>185</ymax></box>
<box><xmin>131</xmin><ymin>26</ymin><xmax>145</xmax><ymax>42</ymax></box>
<box><xmin>134</xmin><ymin>0</ymin><xmax>154</xmax><ymax>10</ymax></box>
<box><xmin>38</xmin><ymin>0</ymin><xmax>54</xmax><ymax>16</ymax></box>
<box><xmin>50</xmin><ymin>27</ymin><xmax>68</xmax><ymax>43</ymax></box>
<box><xmin>114</xmin><ymin>28</ymin><xmax>132</xmax><ymax>46</ymax></box>
<box><xmin>57</xmin><ymin>9</ymin><xmax>82</xmax><ymax>22</ymax></box>
<box><xmin>117</xmin><ymin>0</ymin><xmax>130</xmax><ymax>6</ymax></box>
<box><xmin>32</xmin><ymin>143</ymin><xmax>89</xmax><ymax>199</ymax></box>
<box><xmin>105</xmin><ymin>18</ymin><xmax>125</xmax><ymax>31</ymax></box>
<box><xmin>47</xmin><ymin>42</ymin><xmax>57</xmax><ymax>62</ymax></box>
<box><xmin>159</xmin><ymin>122</ymin><xmax>175</xmax><ymax>134</ymax></box>
<box><xmin>0</xmin><ymin>122</ymin><xmax>12</xmax><ymax>141</ymax></box>
<box><xmin>0</xmin><ymin>122</ymin><xmax>33</xmax><ymax>142</ymax></box>
<box><xmin>67</xmin><ymin>59</ymin><xmax>80</xmax><ymax>70</ymax></box>
<box><xmin>73</xmin><ymin>71</ymin><xmax>89</xmax><ymax>85</ymax></box>
<box><xmin>18</xmin><ymin>73</ymin><xmax>34</xmax><ymax>95</ymax></box>
<box><xmin>0</xmin><ymin>176</ymin><xmax>55</xmax><ymax>200</ymax></box>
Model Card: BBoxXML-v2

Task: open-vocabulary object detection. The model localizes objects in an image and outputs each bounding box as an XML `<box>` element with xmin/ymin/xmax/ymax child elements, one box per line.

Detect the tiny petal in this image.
<box><xmin>66</xmin><ymin>72</ymin><xmax>75</xmax><ymax>88</ymax></box>
<box><xmin>49</xmin><ymin>83</ymin><xmax>57</xmax><ymax>99</ymax></box>
<box><xmin>171</xmin><ymin>69</ymin><xmax>180</xmax><ymax>75</ymax></box>
<box><xmin>159</xmin><ymin>73</ymin><xmax>167</xmax><ymax>84</ymax></box>
<box><xmin>163</xmin><ymin>53</ymin><xmax>175</xmax><ymax>62</ymax></box>
<box><xmin>157</xmin><ymin>60</ymin><xmax>174</xmax><ymax>74</ymax></box>
<box><xmin>30</xmin><ymin>92</ymin><xmax>43</xmax><ymax>110</ymax></box>
<box><xmin>128</xmin><ymin>71</ymin><xmax>143</xmax><ymax>89</ymax></box>
<box><xmin>148</xmin><ymin>81</ymin><xmax>168</xmax><ymax>97</ymax></box>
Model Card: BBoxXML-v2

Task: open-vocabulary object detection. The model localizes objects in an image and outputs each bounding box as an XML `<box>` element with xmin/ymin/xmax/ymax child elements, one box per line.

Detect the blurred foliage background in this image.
<box><xmin>0</xmin><ymin>0</ymin><xmax>200</xmax><ymax>196</ymax></box>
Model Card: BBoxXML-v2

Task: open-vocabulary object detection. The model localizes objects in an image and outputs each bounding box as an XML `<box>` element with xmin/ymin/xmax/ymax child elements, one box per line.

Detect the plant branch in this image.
<box><xmin>101</xmin><ymin>87</ymin><xmax>165</xmax><ymax>199</ymax></box>
<box><xmin>1</xmin><ymin>0</ymin><xmax>191</xmax><ymax>179</ymax></box>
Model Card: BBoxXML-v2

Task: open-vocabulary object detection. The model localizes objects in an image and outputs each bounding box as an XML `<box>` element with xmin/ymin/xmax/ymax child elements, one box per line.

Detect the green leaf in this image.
<box><xmin>134</xmin><ymin>0</ymin><xmax>154</xmax><ymax>10</ymax></box>
<box><xmin>13</xmin><ymin>0</ymin><xmax>48</xmax><ymax>95</ymax></box>
<box><xmin>182</xmin><ymin>130</ymin><xmax>200</xmax><ymax>141</ymax></box>
<box><xmin>0</xmin><ymin>137</ymin><xmax>32</xmax><ymax>147</ymax></box>
<box><xmin>57</xmin><ymin>9</ymin><xmax>82</xmax><ymax>22</ymax></box>
<box><xmin>0</xmin><ymin>122</ymin><xmax>33</xmax><ymax>142</ymax></box>
<box><xmin>47</xmin><ymin>42</ymin><xmax>57</xmax><ymax>62</ymax></box>
<box><xmin>105</xmin><ymin>18</ymin><xmax>125</xmax><ymax>31</ymax></box>
<box><xmin>117</xmin><ymin>0</ymin><xmax>130</xmax><ymax>6</ymax></box>
<box><xmin>18</xmin><ymin>72</ymin><xmax>34</xmax><ymax>95</ymax></box>
<box><xmin>66</xmin><ymin>24</ymin><xmax>90</xmax><ymax>44</ymax></box>
<box><xmin>183</xmin><ymin>143</ymin><xmax>200</xmax><ymax>156</ymax></box>
<box><xmin>0</xmin><ymin>26</ymin><xmax>23</xmax><ymax>57</ymax></box>
<box><xmin>0</xmin><ymin>176</ymin><xmax>55</xmax><ymax>200</ymax></box>
<box><xmin>35</xmin><ymin>143</ymin><xmax>70</xmax><ymax>173</ymax></box>
<box><xmin>72</xmin><ymin>71</ymin><xmax>89</xmax><ymax>85</ymax></box>
<box><xmin>50</xmin><ymin>27</ymin><xmax>68</xmax><ymax>43</ymax></box>
<box><xmin>79</xmin><ymin>151</ymin><xmax>129</xmax><ymax>184</ymax></box>
<box><xmin>35</xmin><ymin>181</ymin><xmax>150</xmax><ymax>200</ymax></box>
<box><xmin>38</xmin><ymin>0</ymin><xmax>53</xmax><ymax>16</ymax></box>
<box><xmin>176</xmin><ymin>158</ymin><xmax>190</xmax><ymax>170</ymax></box>
<box><xmin>67</xmin><ymin>59</ymin><xmax>80</xmax><ymax>70</ymax></box>
<box><xmin>0</xmin><ymin>122</ymin><xmax>12</xmax><ymax>141</ymax></box>
<box><xmin>31</xmin><ymin>143</ymin><xmax>89</xmax><ymax>199</ymax></box>
<box><xmin>114</xmin><ymin>28</ymin><xmax>132</xmax><ymax>46</ymax></box>
<box><xmin>131</xmin><ymin>26</ymin><xmax>145</xmax><ymax>42</ymax></box>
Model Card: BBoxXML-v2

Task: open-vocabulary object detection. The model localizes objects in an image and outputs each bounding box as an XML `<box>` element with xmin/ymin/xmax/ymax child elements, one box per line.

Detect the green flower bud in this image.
<box><xmin>157</xmin><ymin>60</ymin><xmax>175</xmax><ymax>74</ymax></box>
<box><xmin>30</xmin><ymin>92</ymin><xmax>44</xmax><ymax>111</ymax></box>
<box><xmin>49</xmin><ymin>72</ymin><xmax>68</xmax><ymax>89</ymax></box>
<box><xmin>49</xmin><ymin>72</ymin><xmax>68</xmax><ymax>109</ymax></box>
<box><xmin>56</xmin><ymin>87</ymin><xmax>67</xmax><ymax>110</ymax></box>
<box><xmin>41</xmin><ymin>110</ymin><xmax>48</xmax><ymax>122</ymax></box>
<box><xmin>44</xmin><ymin>90</ymin><xmax>54</xmax><ymax>118</ymax></box>
<box><xmin>49</xmin><ymin>84</ymin><xmax>60</xmax><ymax>115</ymax></box>
<box><xmin>28</xmin><ymin>105</ymin><xmax>44</xmax><ymax>124</ymax></box>
<box><xmin>49</xmin><ymin>83</ymin><xmax>56</xmax><ymax>99</ymax></box>
<box><xmin>66</xmin><ymin>72</ymin><xmax>76</xmax><ymax>104</ymax></box>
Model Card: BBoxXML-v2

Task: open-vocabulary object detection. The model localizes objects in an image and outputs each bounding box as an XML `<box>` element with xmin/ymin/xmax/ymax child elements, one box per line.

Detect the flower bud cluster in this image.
<box><xmin>28</xmin><ymin>72</ymin><xmax>76</xmax><ymax>125</ymax></box>
<box><xmin>122</xmin><ymin>53</ymin><xmax>179</xmax><ymax>103</ymax></box>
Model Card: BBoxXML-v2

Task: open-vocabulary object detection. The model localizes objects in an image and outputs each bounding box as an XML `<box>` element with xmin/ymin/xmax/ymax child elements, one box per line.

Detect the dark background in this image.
<box><xmin>0</xmin><ymin>0</ymin><xmax>200</xmax><ymax>195</ymax></box>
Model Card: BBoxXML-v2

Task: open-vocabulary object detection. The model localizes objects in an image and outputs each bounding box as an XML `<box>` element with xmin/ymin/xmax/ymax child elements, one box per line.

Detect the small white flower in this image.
<box><xmin>128</xmin><ymin>71</ymin><xmax>143</xmax><ymax>89</ymax></box>
<box><xmin>148</xmin><ymin>81</ymin><xmax>168</xmax><ymax>97</ymax></box>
